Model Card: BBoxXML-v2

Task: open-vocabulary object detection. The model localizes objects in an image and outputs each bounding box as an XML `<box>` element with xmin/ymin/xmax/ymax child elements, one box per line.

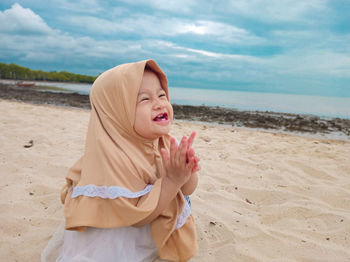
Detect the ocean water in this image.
<box><xmin>170</xmin><ymin>87</ymin><xmax>350</xmax><ymax>119</ymax></box>
<box><xmin>2</xmin><ymin>80</ymin><xmax>349</xmax><ymax>119</ymax></box>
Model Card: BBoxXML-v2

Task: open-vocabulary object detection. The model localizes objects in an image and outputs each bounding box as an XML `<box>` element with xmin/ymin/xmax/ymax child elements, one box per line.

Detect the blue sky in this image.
<box><xmin>0</xmin><ymin>0</ymin><xmax>349</xmax><ymax>97</ymax></box>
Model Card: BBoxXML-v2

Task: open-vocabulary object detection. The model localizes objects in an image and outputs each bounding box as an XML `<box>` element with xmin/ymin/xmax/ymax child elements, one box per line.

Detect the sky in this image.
<box><xmin>0</xmin><ymin>0</ymin><xmax>349</xmax><ymax>97</ymax></box>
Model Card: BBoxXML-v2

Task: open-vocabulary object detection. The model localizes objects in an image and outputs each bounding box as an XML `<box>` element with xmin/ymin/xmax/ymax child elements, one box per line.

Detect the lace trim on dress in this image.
<box><xmin>175</xmin><ymin>196</ymin><xmax>192</xmax><ymax>229</ymax></box>
<box><xmin>71</xmin><ymin>184</ymin><xmax>191</xmax><ymax>229</ymax></box>
<box><xmin>71</xmin><ymin>184</ymin><xmax>153</xmax><ymax>199</ymax></box>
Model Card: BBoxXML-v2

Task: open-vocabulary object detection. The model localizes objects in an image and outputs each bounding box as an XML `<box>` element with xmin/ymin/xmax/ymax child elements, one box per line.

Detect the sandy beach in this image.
<box><xmin>1</xmin><ymin>99</ymin><xmax>350</xmax><ymax>261</ymax></box>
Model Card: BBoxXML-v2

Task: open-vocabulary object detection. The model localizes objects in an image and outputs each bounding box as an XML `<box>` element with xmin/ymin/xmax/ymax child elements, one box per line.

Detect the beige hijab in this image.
<box><xmin>60</xmin><ymin>60</ymin><xmax>197</xmax><ymax>261</ymax></box>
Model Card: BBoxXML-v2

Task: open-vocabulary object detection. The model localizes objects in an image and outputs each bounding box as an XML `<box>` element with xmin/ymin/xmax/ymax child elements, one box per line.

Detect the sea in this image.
<box><xmin>2</xmin><ymin>80</ymin><xmax>350</xmax><ymax>119</ymax></box>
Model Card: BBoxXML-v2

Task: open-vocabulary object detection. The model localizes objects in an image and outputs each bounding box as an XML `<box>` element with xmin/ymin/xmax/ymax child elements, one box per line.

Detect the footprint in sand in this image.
<box><xmin>197</xmin><ymin>220</ymin><xmax>235</xmax><ymax>250</ymax></box>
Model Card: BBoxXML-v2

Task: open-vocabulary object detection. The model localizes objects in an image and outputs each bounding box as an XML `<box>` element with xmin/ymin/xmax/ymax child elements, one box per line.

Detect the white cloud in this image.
<box><xmin>119</xmin><ymin>0</ymin><xmax>197</xmax><ymax>13</ymax></box>
<box><xmin>141</xmin><ymin>40</ymin><xmax>262</xmax><ymax>65</ymax></box>
<box><xmin>264</xmin><ymin>50</ymin><xmax>350</xmax><ymax>77</ymax></box>
<box><xmin>0</xmin><ymin>3</ymin><xmax>52</xmax><ymax>34</ymax></box>
<box><xmin>0</xmin><ymin>31</ymin><xmax>144</xmax><ymax>60</ymax></box>
<box><xmin>1</xmin><ymin>1</ymin><xmax>348</xmax><ymax>95</ymax></box>
<box><xmin>58</xmin><ymin>0</ymin><xmax>102</xmax><ymax>13</ymax></box>
<box><xmin>174</xmin><ymin>20</ymin><xmax>263</xmax><ymax>44</ymax></box>
<box><xmin>226</xmin><ymin>0</ymin><xmax>328</xmax><ymax>22</ymax></box>
<box><xmin>175</xmin><ymin>45</ymin><xmax>259</xmax><ymax>61</ymax></box>
<box><xmin>271</xmin><ymin>30</ymin><xmax>350</xmax><ymax>54</ymax></box>
<box><xmin>60</xmin><ymin>15</ymin><xmax>262</xmax><ymax>45</ymax></box>
<box><xmin>0</xmin><ymin>4</ymin><xmax>146</xmax><ymax>68</ymax></box>
<box><xmin>107</xmin><ymin>0</ymin><xmax>328</xmax><ymax>23</ymax></box>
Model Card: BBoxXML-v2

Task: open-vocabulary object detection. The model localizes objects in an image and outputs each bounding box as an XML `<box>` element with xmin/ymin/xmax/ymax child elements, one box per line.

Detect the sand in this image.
<box><xmin>0</xmin><ymin>99</ymin><xmax>350</xmax><ymax>262</ymax></box>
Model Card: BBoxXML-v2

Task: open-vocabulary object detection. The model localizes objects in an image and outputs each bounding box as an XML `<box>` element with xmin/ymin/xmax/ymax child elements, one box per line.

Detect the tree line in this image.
<box><xmin>0</xmin><ymin>62</ymin><xmax>97</xmax><ymax>83</ymax></box>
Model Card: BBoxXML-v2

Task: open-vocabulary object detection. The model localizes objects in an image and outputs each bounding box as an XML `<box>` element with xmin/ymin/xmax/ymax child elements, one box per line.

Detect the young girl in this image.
<box><xmin>41</xmin><ymin>59</ymin><xmax>200</xmax><ymax>262</ymax></box>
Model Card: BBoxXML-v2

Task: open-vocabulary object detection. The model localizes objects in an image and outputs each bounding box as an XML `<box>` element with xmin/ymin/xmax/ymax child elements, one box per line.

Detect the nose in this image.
<box><xmin>153</xmin><ymin>97</ymin><xmax>165</xmax><ymax>110</ymax></box>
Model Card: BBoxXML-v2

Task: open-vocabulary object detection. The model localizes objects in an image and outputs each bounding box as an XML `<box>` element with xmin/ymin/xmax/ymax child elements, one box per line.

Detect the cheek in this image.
<box><xmin>134</xmin><ymin>107</ymin><xmax>147</xmax><ymax>128</ymax></box>
<box><xmin>168</xmin><ymin>104</ymin><xmax>174</xmax><ymax>121</ymax></box>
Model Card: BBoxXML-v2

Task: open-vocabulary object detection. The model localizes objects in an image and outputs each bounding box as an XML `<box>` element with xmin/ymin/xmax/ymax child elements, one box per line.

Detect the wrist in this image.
<box><xmin>163</xmin><ymin>175</ymin><xmax>183</xmax><ymax>192</ymax></box>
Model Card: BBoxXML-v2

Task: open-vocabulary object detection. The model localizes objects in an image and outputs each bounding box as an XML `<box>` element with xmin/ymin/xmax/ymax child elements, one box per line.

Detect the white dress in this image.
<box><xmin>41</xmin><ymin>222</ymin><xmax>158</xmax><ymax>262</ymax></box>
<box><xmin>41</xmin><ymin>183</ymin><xmax>192</xmax><ymax>262</ymax></box>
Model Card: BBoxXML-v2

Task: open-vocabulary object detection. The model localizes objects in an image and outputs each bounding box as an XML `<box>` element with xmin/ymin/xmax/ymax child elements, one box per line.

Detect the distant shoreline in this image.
<box><xmin>0</xmin><ymin>62</ymin><xmax>96</xmax><ymax>83</ymax></box>
<box><xmin>1</xmin><ymin>82</ymin><xmax>349</xmax><ymax>139</ymax></box>
<box><xmin>0</xmin><ymin>78</ymin><xmax>93</xmax><ymax>86</ymax></box>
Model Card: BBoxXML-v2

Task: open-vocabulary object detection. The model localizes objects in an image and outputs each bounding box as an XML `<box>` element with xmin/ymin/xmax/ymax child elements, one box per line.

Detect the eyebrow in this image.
<box><xmin>137</xmin><ymin>87</ymin><xmax>165</xmax><ymax>97</ymax></box>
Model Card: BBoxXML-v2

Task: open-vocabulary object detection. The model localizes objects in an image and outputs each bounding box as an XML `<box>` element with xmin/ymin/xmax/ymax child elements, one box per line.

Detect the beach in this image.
<box><xmin>1</xmin><ymin>83</ymin><xmax>350</xmax><ymax>140</ymax></box>
<box><xmin>1</xmin><ymin>92</ymin><xmax>350</xmax><ymax>261</ymax></box>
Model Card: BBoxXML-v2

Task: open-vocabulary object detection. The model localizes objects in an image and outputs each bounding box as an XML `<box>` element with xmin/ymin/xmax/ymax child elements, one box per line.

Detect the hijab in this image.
<box><xmin>60</xmin><ymin>59</ymin><xmax>197</xmax><ymax>261</ymax></box>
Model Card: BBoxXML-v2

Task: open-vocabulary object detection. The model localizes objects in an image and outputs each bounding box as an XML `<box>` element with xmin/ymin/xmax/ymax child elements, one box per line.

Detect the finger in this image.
<box><xmin>175</xmin><ymin>136</ymin><xmax>185</xmax><ymax>166</ymax></box>
<box><xmin>187</xmin><ymin>131</ymin><xmax>196</xmax><ymax>149</ymax></box>
<box><xmin>179</xmin><ymin>137</ymin><xmax>188</xmax><ymax>165</ymax></box>
<box><xmin>193</xmin><ymin>165</ymin><xmax>201</xmax><ymax>172</ymax></box>
<box><xmin>187</xmin><ymin>147</ymin><xmax>194</xmax><ymax>158</ymax></box>
<box><xmin>192</xmin><ymin>158</ymin><xmax>200</xmax><ymax>173</ymax></box>
<box><xmin>186</xmin><ymin>147</ymin><xmax>194</xmax><ymax>163</ymax></box>
<box><xmin>169</xmin><ymin>137</ymin><xmax>178</xmax><ymax>166</ymax></box>
<box><xmin>180</xmin><ymin>137</ymin><xmax>188</xmax><ymax>165</ymax></box>
<box><xmin>186</xmin><ymin>156</ymin><xmax>195</xmax><ymax>173</ymax></box>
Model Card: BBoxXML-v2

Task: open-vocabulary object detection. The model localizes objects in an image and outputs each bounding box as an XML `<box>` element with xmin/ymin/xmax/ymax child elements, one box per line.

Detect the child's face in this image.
<box><xmin>134</xmin><ymin>70</ymin><xmax>173</xmax><ymax>140</ymax></box>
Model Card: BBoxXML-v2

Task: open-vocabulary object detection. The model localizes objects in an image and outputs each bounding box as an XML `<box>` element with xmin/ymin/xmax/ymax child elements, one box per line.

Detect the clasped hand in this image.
<box><xmin>161</xmin><ymin>131</ymin><xmax>200</xmax><ymax>187</ymax></box>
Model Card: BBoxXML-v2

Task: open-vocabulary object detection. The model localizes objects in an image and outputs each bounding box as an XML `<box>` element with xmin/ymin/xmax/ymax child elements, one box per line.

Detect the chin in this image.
<box><xmin>156</xmin><ymin>131</ymin><xmax>170</xmax><ymax>138</ymax></box>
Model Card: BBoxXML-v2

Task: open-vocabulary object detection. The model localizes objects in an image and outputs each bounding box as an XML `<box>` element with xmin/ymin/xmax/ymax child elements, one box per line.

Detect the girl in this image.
<box><xmin>42</xmin><ymin>59</ymin><xmax>200</xmax><ymax>262</ymax></box>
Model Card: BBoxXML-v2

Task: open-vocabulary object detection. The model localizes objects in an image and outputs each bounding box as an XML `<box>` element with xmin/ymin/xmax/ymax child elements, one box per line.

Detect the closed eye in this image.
<box><xmin>140</xmin><ymin>97</ymin><xmax>149</xmax><ymax>102</ymax></box>
<box><xmin>159</xmin><ymin>94</ymin><xmax>166</xmax><ymax>98</ymax></box>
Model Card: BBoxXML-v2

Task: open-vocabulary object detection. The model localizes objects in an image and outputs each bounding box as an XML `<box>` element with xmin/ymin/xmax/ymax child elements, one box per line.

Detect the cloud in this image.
<box><xmin>173</xmin><ymin>20</ymin><xmax>263</xmax><ymax>44</ymax></box>
<box><xmin>56</xmin><ymin>0</ymin><xmax>102</xmax><ymax>13</ymax></box>
<box><xmin>0</xmin><ymin>4</ymin><xmax>147</xmax><ymax>72</ymax></box>
<box><xmin>119</xmin><ymin>0</ymin><xmax>197</xmax><ymax>13</ymax></box>
<box><xmin>264</xmin><ymin>50</ymin><xmax>350</xmax><ymax>78</ymax></box>
<box><xmin>60</xmin><ymin>14</ymin><xmax>262</xmax><ymax>45</ymax></box>
<box><xmin>271</xmin><ymin>29</ymin><xmax>350</xmax><ymax>54</ymax></box>
<box><xmin>221</xmin><ymin>0</ymin><xmax>328</xmax><ymax>23</ymax></box>
<box><xmin>0</xmin><ymin>3</ymin><xmax>52</xmax><ymax>34</ymax></box>
<box><xmin>108</xmin><ymin>0</ymin><xmax>328</xmax><ymax>23</ymax></box>
<box><xmin>0</xmin><ymin>1</ymin><xmax>348</xmax><ymax>96</ymax></box>
<box><xmin>0</xmin><ymin>30</ymin><xmax>144</xmax><ymax>62</ymax></box>
<box><xmin>148</xmin><ymin>40</ymin><xmax>260</xmax><ymax>62</ymax></box>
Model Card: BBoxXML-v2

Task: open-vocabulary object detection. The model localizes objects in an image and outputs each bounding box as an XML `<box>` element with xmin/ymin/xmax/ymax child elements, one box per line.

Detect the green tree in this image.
<box><xmin>0</xmin><ymin>62</ymin><xmax>97</xmax><ymax>83</ymax></box>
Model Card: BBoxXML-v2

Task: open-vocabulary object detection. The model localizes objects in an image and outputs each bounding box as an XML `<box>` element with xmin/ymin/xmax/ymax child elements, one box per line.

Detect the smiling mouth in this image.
<box><xmin>153</xmin><ymin>112</ymin><xmax>169</xmax><ymax>121</ymax></box>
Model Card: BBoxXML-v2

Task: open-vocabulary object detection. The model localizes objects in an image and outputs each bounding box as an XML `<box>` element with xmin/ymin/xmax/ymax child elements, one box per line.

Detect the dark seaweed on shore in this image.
<box><xmin>1</xmin><ymin>83</ymin><xmax>349</xmax><ymax>138</ymax></box>
<box><xmin>173</xmin><ymin>104</ymin><xmax>350</xmax><ymax>136</ymax></box>
<box><xmin>0</xmin><ymin>83</ymin><xmax>90</xmax><ymax>109</ymax></box>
